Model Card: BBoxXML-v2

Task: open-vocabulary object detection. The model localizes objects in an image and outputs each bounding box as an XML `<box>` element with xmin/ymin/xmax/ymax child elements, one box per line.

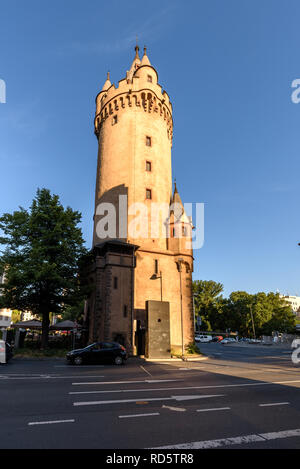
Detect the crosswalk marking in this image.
<box><xmin>151</xmin><ymin>428</ymin><xmax>300</xmax><ymax>449</ymax></box>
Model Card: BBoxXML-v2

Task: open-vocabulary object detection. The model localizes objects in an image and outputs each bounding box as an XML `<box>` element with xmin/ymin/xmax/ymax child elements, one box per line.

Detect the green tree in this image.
<box><xmin>0</xmin><ymin>188</ymin><xmax>88</xmax><ymax>348</ymax></box>
<box><xmin>62</xmin><ymin>300</ymin><xmax>85</xmax><ymax>322</ymax></box>
<box><xmin>261</xmin><ymin>294</ymin><xmax>296</xmax><ymax>335</ymax></box>
<box><xmin>193</xmin><ymin>280</ymin><xmax>224</xmax><ymax>330</ymax></box>
<box><xmin>11</xmin><ymin>310</ymin><xmax>21</xmax><ymax>324</ymax></box>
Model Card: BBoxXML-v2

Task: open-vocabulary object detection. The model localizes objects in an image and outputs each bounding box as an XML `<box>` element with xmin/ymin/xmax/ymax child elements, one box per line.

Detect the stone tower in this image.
<box><xmin>87</xmin><ymin>46</ymin><xmax>194</xmax><ymax>356</ymax></box>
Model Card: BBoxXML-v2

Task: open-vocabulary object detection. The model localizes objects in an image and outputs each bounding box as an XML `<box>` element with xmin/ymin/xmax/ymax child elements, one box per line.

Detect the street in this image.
<box><xmin>1</xmin><ymin>342</ymin><xmax>300</xmax><ymax>449</ymax></box>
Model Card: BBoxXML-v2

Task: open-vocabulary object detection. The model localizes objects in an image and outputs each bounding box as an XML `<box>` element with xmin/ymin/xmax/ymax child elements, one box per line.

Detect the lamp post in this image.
<box><xmin>150</xmin><ymin>271</ymin><xmax>163</xmax><ymax>301</ymax></box>
<box><xmin>177</xmin><ymin>258</ymin><xmax>184</xmax><ymax>360</ymax></box>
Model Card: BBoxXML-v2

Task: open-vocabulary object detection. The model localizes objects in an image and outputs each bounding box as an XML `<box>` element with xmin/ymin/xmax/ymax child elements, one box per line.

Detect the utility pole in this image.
<box><xmin>249</xmin><ymin>304</ymin><xmax>256</xmax><ymax>339</ymax></box>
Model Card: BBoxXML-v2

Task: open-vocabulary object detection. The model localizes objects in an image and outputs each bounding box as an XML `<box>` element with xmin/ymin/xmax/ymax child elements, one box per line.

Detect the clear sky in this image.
<box><xmin>0</xmin><ymin>0</ymin><xmax>299</xmax><ymax>297</ymax></box>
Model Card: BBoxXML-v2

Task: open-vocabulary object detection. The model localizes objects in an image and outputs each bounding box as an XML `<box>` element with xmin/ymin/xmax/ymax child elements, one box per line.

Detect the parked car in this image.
<box><xmin>248</xmin><ymin>339</ymin><xmax>262</xmax><ymax>344</ymax></box>
<box><xmin>211</xmin><ymin>336</ymin><xmax>223</xmax><ymax>342</ymax></box>
<box><xmin>0</xmin><ymin>341</ymin><xmax>13</xmax><ymax>364</ymax></box>
<box><xmin>66</xmin><ymin>341</ymin><xmax>127</xmax><ymax>365</ymax></box>
<box><xmin>195</xmin><ymin>334</ymin><xmax>213</xmax><ymax>343</ymax></box>
<box><xmin>221</xmin><ymin>337</ymin><xmax>237</xmax><ymax>344</ymax></box>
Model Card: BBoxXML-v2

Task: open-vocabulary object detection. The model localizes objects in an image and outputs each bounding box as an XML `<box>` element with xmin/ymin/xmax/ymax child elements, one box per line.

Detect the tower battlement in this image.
<box><xmin>94</xmin><ymin>60</ymin><xmax>173</xmax><ymax>144</ymax></box>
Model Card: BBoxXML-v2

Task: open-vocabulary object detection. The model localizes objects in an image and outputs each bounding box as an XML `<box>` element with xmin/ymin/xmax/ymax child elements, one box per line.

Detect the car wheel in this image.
<box><xmin>114</xmin><ymin>356</ymin><xmax>123</xmax><ymax>366</ymax></box>
<box><xmin>74</xmin><ymin>356</ymin><xmax>83</xmax><ymax>365</ymax></box>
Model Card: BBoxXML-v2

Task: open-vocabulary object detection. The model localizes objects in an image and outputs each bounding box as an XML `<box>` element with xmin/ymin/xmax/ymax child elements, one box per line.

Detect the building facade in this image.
<box><xmin>86</xmin><ymin>46</ymin><xmax>195</xmax><ymax>356</ymax></box>
<box><xmin>0</xmin><ymin>308</ymin><xmax>12</xmax><ymax>329</ymax></box>
<box><xmin>280</xmin><ymin>295</ymin><xmax>300</xmax><ymax>317</ymax></box>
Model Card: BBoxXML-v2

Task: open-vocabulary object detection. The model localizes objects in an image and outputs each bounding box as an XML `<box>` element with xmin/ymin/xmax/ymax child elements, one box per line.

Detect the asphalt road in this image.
<box><xmin>1</xmin><ymin>342</ymin><xmax>300</xmax><ymax>450</ymax></box>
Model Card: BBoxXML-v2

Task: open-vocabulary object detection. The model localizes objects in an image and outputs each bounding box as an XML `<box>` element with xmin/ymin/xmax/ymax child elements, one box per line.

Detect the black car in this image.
<box><xmin>66</xmin><ymin>341</ymin><xmax>127</xmax><ymax>366</ymax></box>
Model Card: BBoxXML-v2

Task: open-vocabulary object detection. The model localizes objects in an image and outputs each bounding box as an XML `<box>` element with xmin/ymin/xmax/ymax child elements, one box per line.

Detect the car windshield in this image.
<box><xmin>84</xmin><ymin>343</ymin><xmax>99</xmax><ymax>350</ymax></box>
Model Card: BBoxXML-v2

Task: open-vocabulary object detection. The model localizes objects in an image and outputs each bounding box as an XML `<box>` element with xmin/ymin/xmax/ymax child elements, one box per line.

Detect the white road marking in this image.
<box><xmin>140</xmin><ymin>365</ymin><xmax>152</xmax><ymax>377</ymax></box>
<box><xmin>152</xmin><ymin>434</ymin><xmax>265</xmax><ymax>449</ymax></box>
<box><xmin>162</xmin><ymin>405</ymin><xmax>186</xmax><ymax>412</ymax></box>
<box><xmin>259</xmin><ymin>402</ymin><xmax>290</xmax><ymax>407</ymax></box>
<box><xmin>0</xmin><ymin>375</ymin><xmax>105</xmax><ymax>380</ymax></box>
<box><xmin>151</xmin><ymin>428</ymin><xmax>300</xmax><ymax>449</ymax></box>
<box><xmin>196</xmin><ymin>407</ymin><xmax>231</xmax><ymax>412</ymax></box>
<box><xmin>69</xmin><ymin>384</ymin><xmax>221</xmax><ymax>395</ymax></box>
<box><xmin>71</xmin><ymin>378</ymin><xmax>300</xmax><ymax>394</ymax></box>
<box><xmin>28</xmin><ymin>419</ymin><xmax>75</xmax><ymax>426</ymax></box>
<box><xmin>71</xmin><ymin>379</ymin><xmax>178</xmax><ymax>386</ymax></box>
<box><xmin>54</xmin><ymin>365</ymin><xmax>104</xmax><ymax>368</ymax></box>
<box><xmin>118</xmin><ymin>413</ymin><xmax>160</xmax><ymax>419</ymax></box>
<box><xmin>260</xmin><ymin>429</ymin><xmax>300</xmax><ymax>440</ymax></box>
<box><xmin>73</xmin><ymin>394</ymin><xmax>224</xmax><ymax>407</ymax></box>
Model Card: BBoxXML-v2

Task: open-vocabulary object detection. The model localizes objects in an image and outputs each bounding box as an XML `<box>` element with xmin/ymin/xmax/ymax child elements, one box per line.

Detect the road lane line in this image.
<box><xmin>28</xmin><ymin>419</ymin><xmax>75</xmax><ymax>426</ymax></box>
<box><xmin>259</xmin><ymin>402</ymin><xmax>290</xmax><ymax>407</ymax></box>
<box><xmin>118</xmin><ymin>413</ymin><xmax>160</xmax><ymax>419</ymax></box>
<box><xmin>73</xmin><ymin>394</ymin><xmax>225</xmax><ymax>407</ymax></box>
<box><xmin>69</xmin><ymin>384</ymin><xmax>227</xmax><ymax>395</ymax></box>
<box><xmin>0</xmin><ymin>375</ymin><xmax>105</xmax><ymax>380</ymax></box>
<box><xmin>196</xmin><ymin>407</ymin><xmax>231</xmax><ymax>412</ymax></box>
<box><xmin>162</xmin><ymin>405</ymin><xmax>186</xmax><ymax>412</ymax></box>
<box><xmin>140</xmin><ymin>365</ymin><xmax>152</xmax><ymax>377</ymax></box>
<box><xmin>71</xmin><ymin>379</ymin><xmax>178</xmax><ymax>386</ymax></box>
<box><xmin>71</xmin><ymin>379</ymin><xmax>300</xmax><ymax>393</ymax></box>
<box><xmin>54</xmin><ymin>365</ymin><xmax>105</xmax><ymax>368</ymax></box>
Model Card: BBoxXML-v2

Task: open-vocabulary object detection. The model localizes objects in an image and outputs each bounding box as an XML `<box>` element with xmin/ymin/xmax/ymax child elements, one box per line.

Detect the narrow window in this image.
<box><xmin>154</xmin><ymin>259</ymin><xmax>159</xmax><ymax>275</ymax></box>
<box><xmin>123</xmin><ymin>305</ymin><xmax>128</xmax><ymax>318</ymax></box>
<box><xmin>146</xmin><ymin>188</ymin><xmax>152</xmax><ymax>200</ymax></box>
<box><xmin>146</xmin><ymin>136</ymin><xmax>152</xmax><ymax>147</ymax></box>
<box><xmin>147</xmin><ymin>75</ymin><xmax>152</xmax><ymax>83</ymax></box>
<box><xmin>146</xmin><ymin>161</ymin><xmax>152</xmax><ymax>172</ymax></box>
<box><xmin>112</xmin><ymin>115</ymin><xmax>118</xmax><ymax>125</ymax></box>
<box><xmin>113</xmin><ymin>277</ymin><xmax>118</xmax><ymax>289</ymax></box>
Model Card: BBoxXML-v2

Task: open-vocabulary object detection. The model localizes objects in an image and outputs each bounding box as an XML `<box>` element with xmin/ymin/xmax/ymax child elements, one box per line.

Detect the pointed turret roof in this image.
<box><xmin>127</xmin><ymin>44</ymin><xmax>141</xmax><ymax>81</ymax></box>
<box><xmin>171</xmin><ymin>181</ymin><xmax>184</xmax><ymax>220</ymax></box>
<box><xmin>172</xmin><ymin>181</ymin><xmax>184</xmax><ymax>207</ymax></box>
<box><xmin>170</xmin><ymin>182</ymin><xmax>193</xmax><ymax>226</ymax></box>
<box><xmin>101</xmin><ymin>71</ymin><xmax>111</xmax><ymax>91</ymax></box>
<box><xmin>141</xmin><ymin>46</ymin><xmax>151</xmax><ymax>66</ymax></box>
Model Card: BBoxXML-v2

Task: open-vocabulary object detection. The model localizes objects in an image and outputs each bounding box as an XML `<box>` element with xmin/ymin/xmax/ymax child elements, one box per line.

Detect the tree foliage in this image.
<box><xmin>193</xmin><ymin>280</ymin><xmax>296</xmax><ymax>336</ymax></box>
<box><xmin>0</xmin><ymin>188</ymin><xmax>88</xmax><ymax>348</ymax></box>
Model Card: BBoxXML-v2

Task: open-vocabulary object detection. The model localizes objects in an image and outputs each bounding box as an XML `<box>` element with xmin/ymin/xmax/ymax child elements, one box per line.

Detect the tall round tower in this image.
<box><xmin>89</xmin><ymin>46</ymin><xmax>194</xmax><ymax>356</ymax></box>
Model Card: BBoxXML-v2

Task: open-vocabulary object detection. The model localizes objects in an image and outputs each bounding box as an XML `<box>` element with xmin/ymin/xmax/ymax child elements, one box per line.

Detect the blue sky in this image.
<box><xmin>0</xmin><ymin>0</ymin><xmax>299</xmax><ymax>297</ymax></box>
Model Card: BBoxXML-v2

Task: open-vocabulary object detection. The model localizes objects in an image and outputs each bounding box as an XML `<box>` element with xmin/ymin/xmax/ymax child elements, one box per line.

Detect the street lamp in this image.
<box><xmin>150</xmin><ymin>271</ymin><xmax>163</xmax><ymax>302</ymax></box>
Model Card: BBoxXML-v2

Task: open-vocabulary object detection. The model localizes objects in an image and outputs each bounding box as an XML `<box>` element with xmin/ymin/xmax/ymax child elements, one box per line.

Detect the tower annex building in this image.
<box><xmin>86</xmin><ymin>45</ymin><xmax>195</xmax><ymax>357</ymax></box>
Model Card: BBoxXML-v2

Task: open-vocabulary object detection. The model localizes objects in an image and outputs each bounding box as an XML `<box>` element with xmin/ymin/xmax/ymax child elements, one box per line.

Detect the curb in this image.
<box><xmin>143</xmin><ymin>355</ymin><xmax>208</xmax><ymax>362</ymax></box>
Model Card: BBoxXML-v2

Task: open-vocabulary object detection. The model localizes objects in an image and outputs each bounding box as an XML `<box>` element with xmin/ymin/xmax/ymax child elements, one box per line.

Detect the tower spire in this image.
<box><xmin>141</xmin><ymin>45</ymin><xmax>151</xmax><ymax>66</ymax></box>
<box><xmin>135</xmin><ymin>36</ymin><xmax>140</xmax><ymax>59</ymax></box>
<box><xmin>101</xmin><ymin>70</ymin><xmax>111</xmax><ymax>91</ymax></box>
